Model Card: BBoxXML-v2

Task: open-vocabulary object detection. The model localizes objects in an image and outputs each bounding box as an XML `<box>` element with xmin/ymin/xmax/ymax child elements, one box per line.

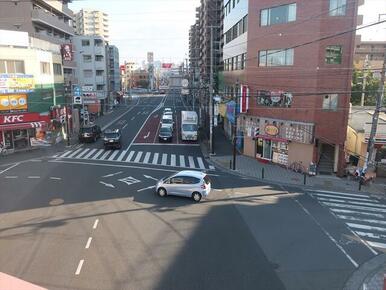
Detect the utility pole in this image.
<box><xmin>364</xmin><ymin>49</ymin><xmax>386</xmax><ymax>171</ymax></box>
<box><xmin>209</xmin><ymin>26</ymin><xmax>214</xmax><ymax>155</ymax></box>
<box><xmin>232</xmin><ymin>81</ymin><xmax>239</xmax><ymax>170</ymax></box>
<box><xmin>360</xmin><ymin>55</ymin><xmax>369</xmax><ymax>106</ymax></box>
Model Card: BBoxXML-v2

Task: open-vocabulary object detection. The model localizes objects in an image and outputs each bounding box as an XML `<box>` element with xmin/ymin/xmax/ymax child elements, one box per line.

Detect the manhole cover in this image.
<box><xmin>49</xmin><ymin>198</ymin><xmax>64</xmax><ymax>206</ymax></box>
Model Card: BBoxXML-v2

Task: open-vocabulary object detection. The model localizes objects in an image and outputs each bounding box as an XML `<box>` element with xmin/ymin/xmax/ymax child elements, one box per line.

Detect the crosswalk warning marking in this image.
<box><xmin>84</xmin><ymin>149</ymin><xmax>97</xmax><ymax>159</ymax></box>
<box><xmin>92</xmin><ymin>149</ymin><xmax>105</xmax><ymax>160</ymax></box>
<box><xmin>180</xmin><ymin>155</ymin><xmax>185</xmax><ymax>167</ymax></box>
<box><xmin>188</xmin><ymin>156</ymin><xmax>195</xmax><ymax>168</ymax></box>
<box><xmin>161</xmin><ymin>153</ymin><xmax>167</xmax><ymax>166</ymax></box>
<box><xmin>76</xmin><ymin>149</ymin><xmax>90</xmax><ymax>159</ymax></box>
<box><xmin>143</xmin><ymin>152</ymin><xmax>151</xmax><ymax>163</ymax></box>
<box><xmin>108</xmin><ymin>150</ymin><xmax>120</xmax><ymax>161</ymax></box>
<box><xmin>134</xmin><ymin>151</ymin><xmax>143</xmax><ymax>163</ymax></box>
<box><xmin>171</xmin><ymin>154</ymin><xmax>176</xmax><ymax>167</ymax></box>
<box><xmin>152</xmin><ymin>153</ymin><xmax>159</xmax><ymax>164</ymax></box>
<box><xmin>125</xmin><ymin>151</ymin><xmax>135</xmax><ymax>162</ymax></box>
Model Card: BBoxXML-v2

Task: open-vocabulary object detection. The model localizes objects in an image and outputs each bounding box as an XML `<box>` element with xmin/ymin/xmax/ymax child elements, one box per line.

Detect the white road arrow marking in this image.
<box><xmin>102</xmin><ymin>171</ymin><xmax>123</xmax><ymax>178</ymax></box>
<box><xmin>137</xmin><ymin>185</ymin><xmax>156</xmax><ymax>192</ymax></box>
<box><xmin>143</xmin><ymin>175</ymin><xmax>158</xmax><ymax>181</ymax></box>
<box><xmin>99</xmin><ymin>181</ymin><xmax>115</xmax><ymax>188</ymax></box>
<box><xmin>143</xmin><ymin>131</ymin><xmax>150</xmax><ymax>139</ymax></box>
<box><xmin>118</xmin><ymin>176</ymin><xmax>141</xmax><ymax>186</ymax></box>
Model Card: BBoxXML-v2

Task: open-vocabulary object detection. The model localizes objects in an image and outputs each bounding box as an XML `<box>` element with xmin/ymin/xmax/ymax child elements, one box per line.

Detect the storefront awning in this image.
<box><xmin>0</xmin><ymin>121</ymin><xmax>46</xmax><ymax>131</ymax></box>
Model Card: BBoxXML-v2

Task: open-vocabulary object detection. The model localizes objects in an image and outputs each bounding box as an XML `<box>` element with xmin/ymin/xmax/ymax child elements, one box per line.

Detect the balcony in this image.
<box><xmin>32</xmin><ymin>8</ymin><xmax>74</xmax><ymax>36</ymax></box>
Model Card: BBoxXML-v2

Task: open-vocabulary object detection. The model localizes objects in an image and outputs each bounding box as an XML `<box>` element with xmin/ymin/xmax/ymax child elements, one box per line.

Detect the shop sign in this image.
<box><xmin>0</xmin><ymin>112</ymin><xmax>40</xmax><ymax>125</ymax></box>
<box><xmin>0</xmin><ymin>94</ymin><xmax>27</xmax><ymax>112</ymax></box>
<box><xmin>0</xmin><ymin>74</ymin><xmax>34</xmax><ymax>93</ymax></box>
<box><xmin>226</xmin><ymin>101</ymin><xmax>236</xmax><ymax>124</ymax></box>
<box><xmin>264</xmin><ymin>124</ymin><xmax>279</xmax><ymax>136</ymax></box>
<box><xmin>61</xmin><ymin>44</ymin><xmax>73</xmax><ymax>61</ymax></box>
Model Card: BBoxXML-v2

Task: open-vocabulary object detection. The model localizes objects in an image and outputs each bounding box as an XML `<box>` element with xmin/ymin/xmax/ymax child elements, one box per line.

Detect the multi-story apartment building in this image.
<box><xmin>221</xmin><ymin>0</ymin><xmax>360</xmax><ymax>175</ymax></box>
<box><xmin>73</xmin><ymin>35</ymin><xmax>108</xmax><ymax>114</ymax></box>
<box><xmin>74</xmin><ymin>9</ymin><xmax>109</xmax><ymax>41</ymax></box>
<box><xmin>189</xmin><ymin>21</ymin><xmax>200</xmax><ymax>97</ymax></box>
<box><xmin>108</xmin><ymin>45</ymin><xmax>121</xmax><ymax>95</ymax></box>
<box><xmin>354</xmin><ymin>41</ymin><xmax>386</xmax><ymax>69</ymax></box>
<box><xmin>190</xmin><ymin>0</ymin><xmax>223</xmax><ymax>131</ymax></box>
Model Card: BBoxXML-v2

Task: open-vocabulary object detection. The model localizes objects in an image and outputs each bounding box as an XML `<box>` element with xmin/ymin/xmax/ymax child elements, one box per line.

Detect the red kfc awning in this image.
<box><xmin>0</xmin><ymin>121</ymin><xmax>46</xmax><ymax>131</ymax></box>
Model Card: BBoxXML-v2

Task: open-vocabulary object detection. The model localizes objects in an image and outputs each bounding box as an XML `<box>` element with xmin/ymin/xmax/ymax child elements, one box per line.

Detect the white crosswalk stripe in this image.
<box><xmin>125</xmin><ymin>151</ymin><xmax>135</xmax><ymax>162</ymax></box>
<box><xmin>134</xmin><ymin>151</ymin><xmax>143</xmax><ymax>163</ymax></box>
<box><xmin>54</xmin><ymin>149</ymin><xmax>213</xmax><ymax>170</ymax></box>
<box><xmin>310</xmin><ymin>190</ymin><xmax>386</xmax><ymax>250</ymax></box>
<box><xmin>100</xmin><ymin>151</ymin><xmax>110</xmax><ymax>160</ymax></box>
<box><xmin>92</xmin><ymin>149</ymin><xmax>104</xmax><ymax>160</ymax></box>
<box><xmin>108</xmin><ymin>150</ymin><xmax>120</xmax><ymax>161</ymax></box>
<box><xmin>84</xmin><ymin>149</ymin><xmax>97</xmax><ymax>159</ymax></box>
<box><xmin>188</xmin><ymin>156</ymin><xmax>195</xmax><ymax>168</ymax></box>
<box><xmin>179</xmin><ymin>155</ymin><xmax>185</xmax><ymax>167</ymax></box>
<box><xmin>143</xmin><ymin>152</ymin><xmax>151</xmax><ymax>163</ymax></box>
<box><xmin>75</xmin><ymin>149</ymin><xmax>89</xmax><ymax>159</ymax></box>
<box><xmin>152</xmin><ymin>153</ymin><xmax>159</xmax><ymax>164</ymax></box>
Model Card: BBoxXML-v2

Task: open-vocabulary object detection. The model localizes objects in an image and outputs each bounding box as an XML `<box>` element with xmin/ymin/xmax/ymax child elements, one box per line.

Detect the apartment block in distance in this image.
<box><xmin>73</xmin><ymin>35</ymin><xmax>108</xmax><ymax>114</ymax></box>
<box><xmin>74</xmin><ymin>9</ymin><xmax>109</xmax><ymax>41</ymax></box>
<box><xmin>222</xmin><ymin>0</ymin><xmax>360</xmax><ymax>175</ymax></box>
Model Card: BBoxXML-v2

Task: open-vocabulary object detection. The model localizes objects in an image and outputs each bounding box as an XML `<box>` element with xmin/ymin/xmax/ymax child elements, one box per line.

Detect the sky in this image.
<box><xmin>69</xmin><ymin>0</ymin><xmax>200</xmax><ymax>65</ymax></box>
<box><xmin>69</xmin><ymin>0</ymin><xmax>385</xmax><ymax>65</ymax></box>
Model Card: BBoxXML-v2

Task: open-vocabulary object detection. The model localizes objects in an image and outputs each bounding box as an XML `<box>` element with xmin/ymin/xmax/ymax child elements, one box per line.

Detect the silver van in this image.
<box><xmin>156</xmin><ymin>171</ymin><xmax>211</xmax><ymax>202</ymax></box>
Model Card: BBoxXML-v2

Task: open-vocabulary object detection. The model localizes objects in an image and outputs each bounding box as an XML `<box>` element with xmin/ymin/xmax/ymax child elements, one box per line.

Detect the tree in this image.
<box><xmin>351</xmin><ymin>69</ymin><xmax>382</xmax><ymax>106</ymax></box>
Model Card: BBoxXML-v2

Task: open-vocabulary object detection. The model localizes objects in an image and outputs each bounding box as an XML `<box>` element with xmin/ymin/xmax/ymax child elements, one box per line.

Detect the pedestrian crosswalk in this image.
<box><xmin>310</xmin><ymin>190</ymin><xmax>386</xmax><ymax>250</ymax></box>
<box><xmin>53</xmin><ymin>148</ymin><xmax>215</xmax><ymax>170</ymax></box>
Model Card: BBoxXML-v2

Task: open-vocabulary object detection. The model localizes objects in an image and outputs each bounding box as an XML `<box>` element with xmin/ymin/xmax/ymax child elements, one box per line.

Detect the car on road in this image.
<box><xmin>161</xmin><ymin>114</ymin><xmax>174</xmax><ymax>131</ymax></box>
<box><xmin>163</xmin><ymin>107</ymin><xmax>172</xmax><ymax>114</ymax></box>
<box><xmin>163</xmin><ymin>111</ymin><xmax>173</xmax><ymax>117</ymax></box>
<box><xmin>156</xmin><ymin>170</ymin><xmax>211</xmax><ymax>202</ymax></box>
<box><xmin>158</xmin><ymin>125</ymin><xmax>173</xmax><ymax>142</ymax></box>
<box><xmin>103</xmin><ymin>129</ymin><xmax>122</xmax><ymax>149</ymax></box>
<box><xmin>79</xmin><ymin>124</ymin><xmax>101</xmax><ymax>143</ymax></box>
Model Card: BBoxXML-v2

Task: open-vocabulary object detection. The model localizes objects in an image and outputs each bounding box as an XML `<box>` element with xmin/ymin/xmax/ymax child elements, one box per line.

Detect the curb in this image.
<box><xmin>343</xmin><ymin>254</ymin><xmax>386</xmax><ymax>290</ymax></box>
<box><xmin>199</xmin><ymin>141</ymin><xmax>384</xmax><ymax>197</ymax></box>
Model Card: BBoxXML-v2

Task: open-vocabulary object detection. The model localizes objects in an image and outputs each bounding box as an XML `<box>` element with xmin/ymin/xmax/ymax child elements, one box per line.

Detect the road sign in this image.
<box><xmin>73</xmin><ymin>96</ymin><xmax>82</xmax><ymax>105</ymax></box>
<box><xmin>73</xmin><ymin>85</ymin><xmax>81</xmax><ymax>97</ymax></box>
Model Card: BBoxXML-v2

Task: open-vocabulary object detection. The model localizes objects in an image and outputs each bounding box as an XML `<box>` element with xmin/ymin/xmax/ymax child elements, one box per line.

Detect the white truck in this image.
<box><xmin>181</xmin><ymin>111</ymin><xmax>198</xmax><ymax>141</ymax></box>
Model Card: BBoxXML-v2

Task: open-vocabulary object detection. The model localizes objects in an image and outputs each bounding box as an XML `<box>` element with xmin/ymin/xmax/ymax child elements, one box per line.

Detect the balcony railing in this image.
<box><xmin>32</xmin><ymin>8</ymin><xmax>74</xmax><ymax>35</ymax></box>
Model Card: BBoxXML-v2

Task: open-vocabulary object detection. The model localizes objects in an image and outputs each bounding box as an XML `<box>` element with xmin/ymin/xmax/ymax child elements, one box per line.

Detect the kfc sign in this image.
<box><xmin>61</xmin><ymin>44</ymin><xmax>73</xmax><ymax>61</ymax></box>
<box><xmin>0</xmin><ymin>112</ymin><xmax>40</xmax><ymax>125</ymax></box>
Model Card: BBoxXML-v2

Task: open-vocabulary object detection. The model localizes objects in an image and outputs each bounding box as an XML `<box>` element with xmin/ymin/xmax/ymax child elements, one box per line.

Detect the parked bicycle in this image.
<box><xmin>0</xmin><ymin>142</ymin><xmax>7</xmax><ymax>156</ymax></box>
<box><xmin>288</xmin><ymin>161</ymin><xmax>306</xmax><ymax>174</ymax></box>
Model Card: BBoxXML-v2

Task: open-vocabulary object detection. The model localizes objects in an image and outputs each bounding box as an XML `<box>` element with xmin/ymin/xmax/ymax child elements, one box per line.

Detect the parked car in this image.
<box><xmin>79</xmin><ymin>124</ymin><xmax>101</xmax><ymax>143</ymax></box>
<box><xmin>155</xmin><ymin>170</ymin><xmax>211</xmax><ymax>202</ymax></box>
<box><xmin>163</xmin><ymin>107</ymin><xmax>172</xmax><ymax>114</ymax></box>
<box><xmin>158</xmin><ymin>125</ymin><xmax>173</xmax><ymax>142</ymax></box>
<box><xmin>103</xmin><ymin>129</ymin><xmax>122</xmax><ymax>149</ymax></box>
<box><xmin>161</xmin><ymin>114</ymin><xmax>174</xmax><ymax>131</ymax></box>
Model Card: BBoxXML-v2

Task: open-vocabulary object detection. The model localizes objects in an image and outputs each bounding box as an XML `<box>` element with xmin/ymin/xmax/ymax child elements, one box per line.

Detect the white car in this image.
<box><xmin>156</xmin><ymin>171</ymin><xmax>211</xmax><ymax>202</ymax></box>
<box><xmin>161</xmin><ymin>114</ymin><xmax>174</xmax><ymax>131</ymax></box>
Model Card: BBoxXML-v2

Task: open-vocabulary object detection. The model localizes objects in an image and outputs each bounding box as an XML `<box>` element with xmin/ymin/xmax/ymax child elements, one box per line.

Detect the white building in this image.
<box><xmin>73</xmin><ymin>35</ymin><xmax>108</xmax><ymax>113</ymax></box>
<box><xmin>74</xmin><ymin>9</ymin><xmax>109</xmax><ymax>41</ymax></box>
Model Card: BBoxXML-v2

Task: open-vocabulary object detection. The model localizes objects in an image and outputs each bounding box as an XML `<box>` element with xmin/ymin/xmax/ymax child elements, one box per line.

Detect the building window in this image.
<box><xmin>260</xmin><ymin>3</ymin><xmax>297</xmax><ymax>26</ymax></box>
<box><xmin>53</xmin><ymin>63</ymin><xmax>62</xmax><ymax>75</ymax></box>
<box><xmin>232</xmin><ymin>0</ymin><xmax>235</xmax><ymax>8</ymax></box>
<box><xmin>83</xmin><ymin>70</ymin><xmax>93</xmax><ymax>77</ymax></box>
<box><xmin>0</xmin><ymin>59</ymin><xmax>25</xmax><ymax>74</ymax></box>
<box><xmin>97</xmin><ymin>84</ymin><xmax>104</xmax><ymax>90</ymax></box>
<box><xmin>40</xmin><ymin>62</ymin><xmax>51</xmax><ymax>75</ymax></box>
<box><xmin>83</xmin><ymin>55</ymin><xmax>92</xmax><ymax>63</ymax></box>
<box><xmin>81</xmin><ymin>39</ymin><xmax>90</xmax><ymax>46</ymax></box>
<box><xmin>242</xmin><ymin>15</ymin><xmax>248</xmax><ymax>33</ymax></box>
<box><xmin>95</xmin><ymin>55</ymin><xmax>103</xmax><ymax>61</ymax></box>
<box><xmin>96</xmin><ymin>70</ymin><xmax>104</xmax><ymax>76</ymax></box>
<box><xmin>325</xmin><ymin>45</ymin><xmax>342</xmax><ymax>64</ymax></box>
<box><xmin>323</xmin><ymin>94</ymin><xmax>338</xmax><ymax>111</ymax></box>
<box><xmin>329</xmin><ymin>0</ymin><xmax>346</xmax><ymax>16</ymax></box>
<box><xmin>259</xmin><ymin>48</ymin><xmax>294</xmax><ymax>66</ymax></box>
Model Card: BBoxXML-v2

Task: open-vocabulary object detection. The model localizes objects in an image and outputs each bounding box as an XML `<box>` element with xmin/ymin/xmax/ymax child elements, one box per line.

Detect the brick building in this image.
<box><xmin>221</xmin><ymin>0</ymin><xmax>360</xmax><ymax>175</ymax></box>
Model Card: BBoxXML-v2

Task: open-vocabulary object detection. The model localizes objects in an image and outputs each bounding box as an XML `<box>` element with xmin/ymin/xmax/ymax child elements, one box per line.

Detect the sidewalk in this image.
<box><xmin>203</xmin><ymin>127</ymin><xmax>386</xmax><ymax>198</ymax></box>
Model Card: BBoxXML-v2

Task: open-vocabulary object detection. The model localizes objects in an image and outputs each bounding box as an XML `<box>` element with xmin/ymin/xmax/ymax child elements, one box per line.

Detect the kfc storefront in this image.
<box><xmin>0</xmin><ymin>112</ymin><xmax>48</xmax><ymax>151</ymax></box>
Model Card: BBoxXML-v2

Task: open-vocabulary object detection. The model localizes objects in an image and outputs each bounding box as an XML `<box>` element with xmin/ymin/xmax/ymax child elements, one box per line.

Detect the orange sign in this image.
<box><xmin>265</xmin><ymin>124</ymin><xmax>279</xmax><ymax>136</ymax></box>
<box><xmin>0</xmin><ymin>94</ymin><xmax>28</xmax><ymax>111</ymax></box>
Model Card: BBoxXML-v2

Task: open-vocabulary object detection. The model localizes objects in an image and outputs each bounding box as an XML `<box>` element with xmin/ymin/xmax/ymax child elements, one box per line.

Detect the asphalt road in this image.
<box><xmin>0</xmin><ymin>93</ymin><xmax>383</xmax><ymax>290</ymax></box>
